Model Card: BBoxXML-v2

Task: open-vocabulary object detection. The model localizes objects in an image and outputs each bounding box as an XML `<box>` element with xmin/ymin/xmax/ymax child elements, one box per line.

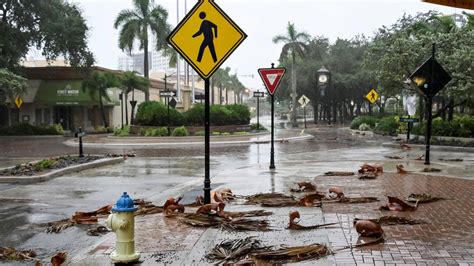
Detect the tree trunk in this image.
<box><xmin>219</xmin><ymin>86</ymin><xmax>222</xmax><ymax>105</ymax></box>
<box><xmin>448</xmin><ymin>98</ymin><xmax>454</xmax><ymax>121</ymax></box>
<box><xmin>440</xmin><ymin>97</ymin><xmax>447</xmax><ymax>120</ymax></box>
<box><xmin>313</xmin><ymin>100</ymin><xmax>318</xmax><ymax>124</ymax></box>
<box><xmin>99</xmin><ymin>90</ymin><xmax>108</xmax><ymax>128</ymax></box>
<box><xmin>125</xmin><ymin>91</ymin><xmax>129</xmax><ymax>125</ymax></box>
<box><xmin>225</xmin><ymin>88</ymin><xmax>228</xmax><ymax>105</ymax></box>
<box><xmin>143</xmin><ymin>36</ymin><xmax>150</xmax><ymax>102</ymax></box>
<box><xmin>291</xmin><ymin>56</ymin><xmax>298</xmax><ymax>128</ymax></box>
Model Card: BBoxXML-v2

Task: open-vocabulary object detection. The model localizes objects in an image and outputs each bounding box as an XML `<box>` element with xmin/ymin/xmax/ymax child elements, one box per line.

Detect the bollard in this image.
<box><xmin>75</xmin><ymin>127</ymin><xmax>85</xmax><ymax>157</ymax></box>
<box><xmin>106</xmin><ymin>192</ymin><xmax>140</xmax><ymax>263</ymax></box>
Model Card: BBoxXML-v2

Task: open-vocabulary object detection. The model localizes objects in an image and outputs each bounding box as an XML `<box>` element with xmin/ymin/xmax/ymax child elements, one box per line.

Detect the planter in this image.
<box><xmin>130</xmin><ymin>124</ymin><xmax>251</xmax><ymax>135</ymax></box>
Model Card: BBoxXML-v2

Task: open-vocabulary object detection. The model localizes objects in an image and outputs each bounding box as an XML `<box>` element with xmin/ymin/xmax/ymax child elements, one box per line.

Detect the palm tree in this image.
<box><xmin>228</xmin><ymin>74</ymin><xmax>244</xmax><ymax>104</ymax></box>
<box><xmin>213</xmin><ymin>67</ymin><xmax>231</xmax><ymax>105</ymax></box>
<box><xmin>82</xmin><ymin>72</ymin><xmax>120</xmax><ymax>128</ymax></box>
<box><xmin>273</xmin><ymin>22</ymin><xmax>310</xmax><ymax>127</ymax></box>
<box><xmin>120</xmin><ymin>71</ymin><xmax>149</xmax><ymax>125</ymax></box>
<box><xmin>114</xmin><ymin>0</ymin><xmax>170</xmax><ymax>101</ymax></box>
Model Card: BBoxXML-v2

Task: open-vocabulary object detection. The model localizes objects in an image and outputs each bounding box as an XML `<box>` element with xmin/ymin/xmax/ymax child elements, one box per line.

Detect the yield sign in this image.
<box><xmin>167</xmin><ymin>0</ymin><xmax>247</xmax><ymax>79</ymax></box>
<box><xmin>258</xmin><ymin>67</ymin><xmax>286</xmax><ymax>95</ymax></box>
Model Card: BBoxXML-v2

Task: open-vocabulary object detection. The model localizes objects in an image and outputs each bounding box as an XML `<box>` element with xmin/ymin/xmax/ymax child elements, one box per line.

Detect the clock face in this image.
<box><xmin>319</xmin><ymin>75</ymin><xmax>328</xmax><ymax>83</ymax></box>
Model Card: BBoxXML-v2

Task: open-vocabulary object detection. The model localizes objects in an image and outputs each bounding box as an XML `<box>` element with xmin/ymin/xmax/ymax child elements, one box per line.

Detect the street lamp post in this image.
<box><xmin>163</xmin><ymin>73</ymin><xmax>176</xmax><ymax>136</ymax></box>
<box><xmin>316</xmin><ymin>66</ymin><xmax>330</xmax><ymax>124</ymax></box>
<box><xmin>119</xmin><ymin>92</ymin><xmax>124</xmax><ymax>129</ymax></box>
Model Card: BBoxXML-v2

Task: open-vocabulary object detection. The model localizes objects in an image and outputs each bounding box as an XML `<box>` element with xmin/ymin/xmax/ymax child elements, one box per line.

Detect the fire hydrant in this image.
<box><xmin>106</xmin><ymin>192</ymin><xmax>140</xmax><ymax>263</ymax></box>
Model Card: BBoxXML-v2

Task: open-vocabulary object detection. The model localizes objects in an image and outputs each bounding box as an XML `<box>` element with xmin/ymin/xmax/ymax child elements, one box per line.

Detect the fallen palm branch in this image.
<box><xmin>339</xmin><ymin>196</ymin><xmax>379</xmax><ymax>204</ymax></box>
<box><xmin>288</xmin><ymin>211</ymin><xmax>339</xmax><ymax>230</ymax></box>
<box><xmin>213</xmin><ymin>188</ymin><xmax>235</xmax><ymax>203</ymax></box>
<box><xmin>0</xmin><ymin>247</ymin><xmax>36</xmax><ymax>261</ymax></box>
<box><xmin>206</xmin><ymin>237</ymin><xmax>264</xmax><ymax>263</ymax></box>
<box><xmin>86</xmin><ymin>225</ymin><xmax>110</xmax><ymax>236</ymax></box>
<box><xmin>439</xmin><ymin>158</ymin><xmax>463</xmax><ymax>162</ymax></box>
<box><xmin>384</xmin><ymin>155</ymin><xmax>404</xmax><ymax>159</ymax></box>
<box><xmin>406</xmin><ymin>193</ymin><xmax>445</xmax><ymax>204</ymax></box>
<box><xmin>422</xmin><ymin>167</ymin><xmax>441</xmax><ymax>172</ymax></box>
<box><xmin>134</xmin><ymin>199</ymin><xmax>163</xmax><ymax>215</ymax></box>
<box><xmin>334</xmin><ymin>236</ymin><xmax>385</xmax><ymax>251</ymax></box>
<box><xmin>324</xmin><ymin>171</ymin><xmax>354</xmax><ymax>176</ymax></box>
<box><xmin>245</xmin><ymin>193</ymin><xmax>295</xmax><ymax>204</ymax></box>
<box><xmin>290</xmin><ymin>181</ymin><xmax>317</xmax><ymax>192</ymax></box>
<box><xmin>358</xmin><ymin>172</ymin><xmax>377</xmax><ymax>179</ymax></box>
<box><xmin>354</xmin><ymin>215</ymin><xmax>426</xmax><ymax>225</ymax></box>
<box><xmin>359</xmin><ymin>163</ymin><xmax>383</xmax><ymax>175</ymax></box>
<box><xmin>379</xmin><ymin>196</ymin><xmax>418</xmax><ymax>211</ymax></box>
<box><xmin>224</xmin><ymin>210</ymin><xmax>273</xmax><ymax>218</ymax></box>
<box><xmin>252</xmin><ymin>243</ymin><xmax>331</xmax><ymax>263</ymax></box>
<box><xmin>179</xmin><ymin>213</ymin><xmax>270</xmax><ymax>231</ymax></box>
<box><xmin>47</xmin><ymin>218</ymin><xmax>75</xmax><ymax>233</ymax></box>
<box><xmin>51</xmin><ymin>252</ymin><xmax>67</xmax><ymax>266</ymax></box>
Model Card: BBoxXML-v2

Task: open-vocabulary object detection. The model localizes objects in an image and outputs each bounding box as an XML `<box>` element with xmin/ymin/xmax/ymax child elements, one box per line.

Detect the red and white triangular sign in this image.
<box><xmin>258</xmin><ymin>67</ymin><xmax>286</xmax><ymax>95</ymax></box>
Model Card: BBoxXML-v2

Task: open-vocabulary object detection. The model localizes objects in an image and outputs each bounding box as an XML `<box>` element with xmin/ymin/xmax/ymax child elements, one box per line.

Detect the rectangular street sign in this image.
<box><xmin>195</xmin><ymin>94</ymin><xmax>205</xmax><ymax>100</ymax></box>
<box><xmin>75</xmin><ymin>132</ymin><xmax>86</xmax><ymax>138</ymax></box>
<box><xmin>160</xmin><ymin>91</ymin><xmax>176</xmax><ymax>98</ymax></box>
<box><xmin>400</xmin><ymin>117</ymin><xmax>420</xmax><ymax>123</ymax></box>
<box><xmin>253</xmin><ymin>91</ymin><xmax>265</xmax><ymax>98</ymax></box>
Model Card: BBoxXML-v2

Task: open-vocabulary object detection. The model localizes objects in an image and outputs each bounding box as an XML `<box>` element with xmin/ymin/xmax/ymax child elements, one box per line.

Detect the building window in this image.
<box><xmin>35</xmin><ymin>108</ymin><xmax>43</xmax><ymax>125</ymax></box>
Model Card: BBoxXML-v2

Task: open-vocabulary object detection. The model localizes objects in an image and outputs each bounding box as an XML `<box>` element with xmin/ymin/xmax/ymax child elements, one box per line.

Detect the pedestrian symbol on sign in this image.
<box><xmin>193</xmin><ymin>12</ymin><xmax>218</xmax><ymax>63</ymax></box>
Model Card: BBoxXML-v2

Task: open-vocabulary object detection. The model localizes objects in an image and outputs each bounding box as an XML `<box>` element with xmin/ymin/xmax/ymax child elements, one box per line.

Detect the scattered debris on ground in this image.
<box><xmin>354</xmin><ymin>219</ymin><xmax>384</xmax><ymax>237</ymax></box>
<box><xmin>379</xmin><ymin>196</ymin><xmax>418</xmax><ymax>211</ymax></box>
<box><xmin>358</xmin><ymin>172</ymin><xmax>377</xmax><ymax>179</ymax></box>
<box><xmin>163</xmin><ymin>197</ymin><xmax>185</xmax><ymax>216</ymax></box>
<box><xmin>244</xmin><ymin>193</ymin><xmax>321</xmax><ymax>207</ymax></box>
<box><xmin>354</xmin><ymin>215</ymin><xmax>426</xmax><ymax>225</ymax></box>
<box><xmin>287</xmin><ymin>211</ymin><xmax>339</xmax><ymax>230</ymax></box>
<box><xmin>414</xmin><ymin>154</ymin><xmax>425</xmax><ymax>160</ymax></box>
<box><xmin>213</xmin><ymin>188</ymin><xmax>235</xmax><ymax>202</ymax></box>
<box><xmin>422</xmin><ymin>167</ymin><xmax>442</xmax><ymax>172</ymax></box>
<box><xmin>359</xmin><ymin>163</ymin><xmax>383</xmax><ymax>175</ymax></box>
<box><xmin>51</xmin><ymin>252</ymin><xmax>67</xmax><ymax>266</ymax></box>
<box><xmin>0</xmin><ymin>247</ymin><xmax>36</xmax><ymax>261</ymax></box>
<box><xmin>134</xmin><ymin>199</ymin><xmax>163</xmax><ymax>215</ymax></box>
<box><xmin>105</xmin><ymin>153</ymin><xmax>136</xmax><ymax>158</ymax></box>
<box><xmin>179</xmin><ymin>213</ymin><xmax>270</xmax><ymax>231</ymax></box>
<box><xmin>47</xmin><ymin>204</ymin><xmax>111</xmax><ymax>233</ymax></box>
<box><xmin>86</xmin><ymin>225</ymin><xmax>109</xmax><ymax>236</ymax></box>
<box><xmin>439</xmin><ymin>158</ymin><xmax>463</xmax><ymax>162</ymax></box>
<box><xmin>328</xmin><ymin>186</ymin><xmax>344</xmax><ymax>199</ymax></box>
<box><xmin>400</xmin><ymin>144</ymin><xmax>412</xmax><ymax>150</ymax></box>
<box><xmin>252</xmin><ymin>243</ymin><xmax>331</xmax><ymax>264</ymax></box>
<box><xmin>324</xmin><ymin>171</ymin><xmax>354</xmax><ymax>176</ymax></box>
<box><xmin>338</xmin><ymin>196</ymin><xmax>379</xmax><ymax>204</ymax></box>
<box><xmin>384</xmin><ymin>155</ymin><xmax>404</xmax><ymax>159</ymax></box>
<box><xmin>290</xmin><ymin>181</ymin><xmax>317</xmax><ymax>192</ymax></box>
<box><xmin>206</xmin><ymin>237</ymin><xmax>264</xmax><ymax>264</ymax></box>
<box><xmin>396</xmin><ymin>164</ymin><xmax>408</xmax><ymax>174</ymax></box>
<box><xmin>406</xmin><ymin>193</ymin><xmax>445</xmax><ymax>203</ymax></box>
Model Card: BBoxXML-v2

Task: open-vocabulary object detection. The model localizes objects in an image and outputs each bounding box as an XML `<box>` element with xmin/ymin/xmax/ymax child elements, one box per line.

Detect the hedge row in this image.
<box><xmin>351</xmin><ymin>115</ymin><xmax>474</xmax><ymax>138</ymax></box>
<box><xmin>135</xmin><ymin>102</ymin><xmax>250</xmax><ymax>127</ymax></box>
<box><xmin>0</xmin><ymin>123</ymin><xmax>64</xmax><ymax>135</ymax></box>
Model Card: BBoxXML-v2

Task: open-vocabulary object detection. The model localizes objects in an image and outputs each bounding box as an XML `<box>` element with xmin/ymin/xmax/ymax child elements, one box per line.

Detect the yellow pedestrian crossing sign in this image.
<box><xmin>365</xmin><ymin>89</ymin><xmax>379</xmax><ymax>104</ymax></box>
<box><xmin>15</xmin><ymin>96</ymin><xmax>23</xmax><ymax>109</ymax></box>
<box><xmin>167</xmin><ymin>0</ymin><xmax>247</xmax><ymax>79</ymax></box>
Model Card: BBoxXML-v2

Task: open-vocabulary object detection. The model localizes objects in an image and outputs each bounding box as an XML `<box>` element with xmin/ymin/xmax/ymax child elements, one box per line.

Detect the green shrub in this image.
<box><xmin>358</xmin><ymin>123</ymin><xmax>371</xmax><ymax>131</ymax></box>
<box><xmin>114</xmin><ymin>125</ymin><xmax>130</xmax><ymax>137</ymax></box>
<box><xmin>232</xmin><ymin>131</ymin><xmax>248</xmax><ymax>135</ymax></box>
<box><xmin>374</xmin><ymin>116</ymin><xmax>399</xmax><ymax>135</ymax></box>
<box><xmin>140</xmin><ymin>128</ymin><xmax>147</xmax><ymax>136</ymax></box>
<box><xmin>34</xmin><ymin>159</ymin><xmax>56</xmax><ymax>171</ymax></box>
<box><xmin>250</xmin><ymin>123</ymin><xmax>267</xmax><ymax>131</ymax></box>
<box><xmin>136</xmin><ymin>101</ymin><xmax>184</xmax><ymax>126</ymax></box>
<box><xmin>0</xmin><ymin>123</ymin><xmax>64</xmax><ymax>135</ymax></box>
<box><xmin>350</xmin><ymin>116</ymin><xmax>379</xmax><ymax>129</ymax></box>
<box><xmin>172</xmin><ymin>126</ymin><xmax>189</xmax><ymax>136</ymax></box>
<box><xmin>226</xmin><ymin>104</ymin><xmax>251</xmax><ymax>125</ymax></box>
<box><xmin>221</xmin><ymin>132</ymin><xmax>230</xmax><ymax>136</ymax></box>
<box><xmin>154</xmin><ymin>127</ymin><xmax>168</xmax><ymax>137</ymax></box>
<box><xmin>194</xmin><ymin>130</ymin><xmax>205</xmax><ymax>136</ymax></box>
<box><xmin>185</xmin><ymin>104</ymin><xmax>204</xmax><ymax>126</ymax></box>
<box><xmin>210</xmin><ymin>105</ymin><xmax>238</xmax><ymax>125</ymax></box>
<box><xmin>211</xmin><ymin>131</ymin><xmax>221</xmax><ymax>136</ymax></box>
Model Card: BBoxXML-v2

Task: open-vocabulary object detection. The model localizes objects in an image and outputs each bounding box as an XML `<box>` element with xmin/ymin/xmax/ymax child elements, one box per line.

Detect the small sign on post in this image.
<box><xmin>298</xmin><ymin>95</ymin><xmax>310</xmax><ymax>129</ymax></box>
<box><xmin>74</xmin><ymin>127</ymin><xmax>86</xmax><ymax>157</ymax></box>
<box><xmin>365</xmin><ymin>89</ymin><xmax>379</xmax><ymax>104</ymax></box>
<box><xmin>15</xmin><ymin>96</ymin><xmax>23</xmax><ymax>109</ymax></box>
<box><xmin>160</xmin><ymin>91</ymin><xmax>177</xmax><ymax>98</ymax></box>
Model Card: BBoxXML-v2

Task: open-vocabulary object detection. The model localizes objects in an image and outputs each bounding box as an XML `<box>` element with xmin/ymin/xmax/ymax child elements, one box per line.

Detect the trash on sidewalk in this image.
<box><xmin>290</xmin><ymin>181</ymin><xmax>317</xmax><ymax>192</ymax></box>
<box><xmin>323</xmin><ymin>171</ymin><xmax>355</xmax><ymax>176</ymax></box>
<box><xmin>379</xmin><ymin>196</ymin><xmax>418</xmax><ymax>211</ymax></box>
<box><xmin>252</xmin><ymin>243</ymin><xmax>331</xmax><ymax>264</ymax></box>
<box><xmin>287</xmin><ymin>211</ymin><xmax>339</xmax><ymax>230</ymax></box>
<box><xmin>406</xmin><ymin>193</ymin><xmax>445</xmax><ymax>203</ymax></box>
<box><xmin>0</xmin><ymin>247</ymin><xmax>36</xmax><ymax>261</ymax></box>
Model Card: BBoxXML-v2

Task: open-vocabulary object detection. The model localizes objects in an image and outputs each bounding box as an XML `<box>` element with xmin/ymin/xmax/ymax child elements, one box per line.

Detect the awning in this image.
<box><xmin>34</xmin><ymin>80</ymin><xmax>119</xmax><ymax>106</ymax></box>
<box><xmin>422</xmin><ymin>0</ymin><xmax>473</xmax><ymax>10</ymax></box>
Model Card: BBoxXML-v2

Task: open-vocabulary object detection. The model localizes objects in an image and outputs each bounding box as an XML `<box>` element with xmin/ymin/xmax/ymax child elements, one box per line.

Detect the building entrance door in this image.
<box><xmin>54</xmin><ymin>106</ymin><xmax>74</xmax><ymax>131</ymax></box>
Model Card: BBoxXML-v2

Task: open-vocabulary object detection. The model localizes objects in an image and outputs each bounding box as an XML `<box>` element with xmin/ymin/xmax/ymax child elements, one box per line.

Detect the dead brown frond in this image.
<box><xmin>179</xmin><ymin>213</ymin><xmax>269</xmax><ymax>231</ymax></box>
<box><xmin>422</xmin><ymin>167</ymin><xmax>442</xmax><ymax>172</ymax></box>
<box><xmin>245</xmin><ymin>193</ymin><xmax>295</xmax><ymax>204</ymax></box>
<box><xmin>358</xmin><ymin>172</ymin><xmax>377</xmax><ymax>179</ymax></box>
<box><xmin>206</xmin><ymin>237</ymin><xmax>263</xmax><ymax>263</ymax></box>
<box><xmin>359</xmin><ymin>164</ymin><xmax>383</xmax><ymax>175</ymax></box>
<box><xmin>324</xmin><ymin>171</ymin><xmax>354</xmax><ymax>176</ymax></box>
<box><xmin>213</xmin><ymin>188</ymin><xmax>235</xmax><ymax>203</ymax></box>
<box><xmin>354</xmin><ymin>220</ymin><xmax>384</xmax><ymax>237</ymax></box>
<box><xmin>354</xmin><ymin>215</ymin><xmax>426</xmax><ymax>225</ymax></box>
<box><xmin>406</xmin><ymin>193</ymin><xmax>445</xmax><ymax>203</ymax></box>
<box><xmin>51</xmin><ymin>252</ymin><xmax>66</xmax><ymax>266</ymax></box>
<box><xmin>396</xmin><ymin>164</ymin><xmax>408</xmax><ymax>174</ymax></box>
<box><xmin>415</xmin><ymin>154</ymin><xmax>425</xmax><ymax>160</ymax></box>
<box><xmin>339</xmin><ymin>196</ymin><xmax>379</xmax><ymax>204</ymax></box>
<box><xmin>0</xmin><ymin>247</ymin><xmax>36</xmax><ymax>261</ymax></box>
<box><xmin>298</xmin><ymin>193</ymin><xmax>324</xmax><ymax>207</ymax></box>
<box><xmin>379</xmin><ymin>196</ymin><xmax>418</xmax><ymax>211</ymax></box>
<box><xmin>86</xmin><ymin>225</ymin><xmax>110</xmax><ymax>236</ymax></box>
<box><xmin>439</xmin><ymin>158</ymin><xmax>463</xmax><ymax>162</ymax></box>
<box><xmin>252</xmin><ymin>243</ymin><xmax>331</xmax><ymax>263</ymax></box>
<box><xmin>288</xmin><ymin>211</ymin><xmax>339</xmax><ymax>230</ymax></box>
<box><xmin>47</xmin><ymin>218</ymin><xmax>75</xmax><ymax>233</ymax></box>
<box><xmin>290</xmin><ymin>181</ymin><xmax>317</xmax><ymax>192</ymax></box>
<box><xmin>224</xmin><ymin>210</ymin><xmax>273</xmax><ymax>218</ymax></box>
<box><xmin>384</xmin><ymin>155</ymin><xmax>404</xmax><ymax>159</ymax></box>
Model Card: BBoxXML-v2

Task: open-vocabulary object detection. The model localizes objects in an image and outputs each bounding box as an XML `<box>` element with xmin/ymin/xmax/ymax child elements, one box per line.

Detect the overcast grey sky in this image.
<box><xmin>47</xmin><ymin>0</ymin><xmax>469</xmax><ymax>89</ymax></box>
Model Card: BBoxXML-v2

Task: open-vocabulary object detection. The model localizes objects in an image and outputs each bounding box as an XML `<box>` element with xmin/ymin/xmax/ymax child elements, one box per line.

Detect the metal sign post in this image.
<box><xmin>75</xmin><ymin>127</ymin><xmax>86</xmax><ymax>157</ymax></box>
<box><xmin>298</xmin><ymin>95</ymin><xmax>310</xmax><ymax>129</ymax></box>
<box><xmin>167</xmin><ymin>0</ymin><xmax>247</xmax><ymax>204</ymax></box>
<box><xmin>253</xmin><ymin>91</ymin><xmax>265</xmax><ymax>130</ymax></box>
<box><xmin>258</xmin><ymin>64</ymin><xmax>286</xmax><ymax>170</ymax></box>
<box><xmin>410</xmin><ymin>43</ymin><xmax>451</xmax><ymax>165</ymax></box>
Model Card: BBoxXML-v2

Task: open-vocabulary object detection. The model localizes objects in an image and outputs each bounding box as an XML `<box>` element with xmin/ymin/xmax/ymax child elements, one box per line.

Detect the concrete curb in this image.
<box><xmin>382</xmin><ymin>142</ymin><xmax>474</xmax><ymax>153</ymax></box>
<box><xmin>0</xmin><ymin>157</ymin><xmax>124</xmax><ymax>184</ymax></box>
<box><xmin>63</xmin><ymin>134</ymin><xmax>314</xmax><ymax>147</ymax></box>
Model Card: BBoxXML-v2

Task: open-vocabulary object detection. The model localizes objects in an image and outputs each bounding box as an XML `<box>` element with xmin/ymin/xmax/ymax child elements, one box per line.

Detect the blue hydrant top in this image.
<box><xmin>112</xmin><ymin>192</ymin><xmax>138</xmax><ymax>212</ymax></box>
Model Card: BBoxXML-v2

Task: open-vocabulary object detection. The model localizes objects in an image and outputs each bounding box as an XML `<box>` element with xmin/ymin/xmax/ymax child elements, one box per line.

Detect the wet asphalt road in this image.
<box><xmin>0</xmin><ymin>125</ymin><xmax>473</xmax><ymax>261</ymax></box>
